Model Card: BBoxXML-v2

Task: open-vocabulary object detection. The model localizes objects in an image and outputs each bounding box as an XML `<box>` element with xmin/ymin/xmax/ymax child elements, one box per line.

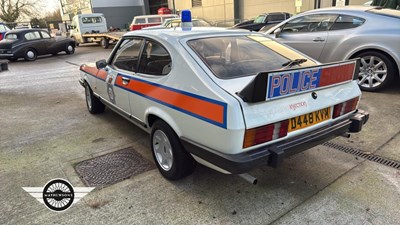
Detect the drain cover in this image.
<box><xmin>75</xmin><ymin>148</ymin><xmax>155</xmax><ymax>187</ymax></box>
<box><xmin>323</xmin><ymin>142</ymin><xmax>400</xmax><ymax>170</ymax></box>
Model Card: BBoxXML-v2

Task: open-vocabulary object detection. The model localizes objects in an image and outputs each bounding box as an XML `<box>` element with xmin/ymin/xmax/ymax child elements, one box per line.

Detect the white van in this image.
<box><xmin>130</xmin><ymin>14</ymin><xmax>178</xmax><ymax>31</ymax></box>
<box><xmin>70</xmin><ymin>13</ymin><xmax>108</xmax><ymax>45</ymax></box>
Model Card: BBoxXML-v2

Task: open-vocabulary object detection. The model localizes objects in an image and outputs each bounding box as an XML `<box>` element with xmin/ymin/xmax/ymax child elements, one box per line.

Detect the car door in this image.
<box><xmin>318</xmin><ymin>14</ymin><xmax>366</xmax><ymax>63</ymax></box>
<box><xmin>39</xmin><ymin>31</ymin><xmax>58</xmax><ymax>54</ymax></box>
<box><xmin>24</xmin><ymin>31</ymin><xmax>47</xmax><ymax>55</ymax></box>
<box><xmin>271</xmin><ymin>14</ymin><xmax>337</xmax><ymax>60</ymax></box>
<box><xmin>128</xmin><ymin>39</ymin><xmax>172</xmax><ymax>122</ymax></box>
<box><xmin>99</xmin><ymin>38</ymin><xmax>144</xmax><ymax>115</ymax></box>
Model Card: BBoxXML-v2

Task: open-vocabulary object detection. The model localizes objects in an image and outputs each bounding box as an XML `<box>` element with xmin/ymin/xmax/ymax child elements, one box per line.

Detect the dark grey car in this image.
<box><xmin>0</xmin><ymin>29</ymin><xmax>76</xmax><ymax>61</ymax></box>
<box><xmin>265</xmin><ymin>6</ymin><xmax>400</xmax><ymax>91</ymax></box>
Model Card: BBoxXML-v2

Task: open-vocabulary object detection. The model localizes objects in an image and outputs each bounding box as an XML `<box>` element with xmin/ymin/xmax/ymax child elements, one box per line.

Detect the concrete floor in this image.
<box><xmin>1</xmin><ymin>45</ymin><xmax>400</xmax><ymax>225</ymax></box>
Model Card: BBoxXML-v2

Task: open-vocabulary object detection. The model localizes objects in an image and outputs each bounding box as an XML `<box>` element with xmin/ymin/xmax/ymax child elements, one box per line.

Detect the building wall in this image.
<box><xmin>173</xmin><ymin>0</ymin><xmax>370</xmax><ymax>23</ymax></box>
<box><xmin>91</xmin><ymin>0</ymin><xmax>145</xmax><ymax>29</ymax></box>
<box><xmin>92</xmin><ymin>6</ymin><xmax>144</xmax><ymax>29</ymax></box>
<box><xmin>174</xmin><ymin>0</ymin><xmax>235</xmax><ymax>24</ymax></box>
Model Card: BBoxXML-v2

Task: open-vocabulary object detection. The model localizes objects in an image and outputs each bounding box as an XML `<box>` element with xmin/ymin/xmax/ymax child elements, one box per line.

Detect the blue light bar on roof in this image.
<box><xmin>181</xmin><ymin>10</ymin><xmax>192</xmax><ymax>22</ymax></box>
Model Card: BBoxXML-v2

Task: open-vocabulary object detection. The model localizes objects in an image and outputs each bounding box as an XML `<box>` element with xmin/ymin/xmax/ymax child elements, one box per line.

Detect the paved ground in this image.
<box><xmin>1</xmin><ymin>45</ymin><xmax>400</xmax><ymax>225</ymax></box>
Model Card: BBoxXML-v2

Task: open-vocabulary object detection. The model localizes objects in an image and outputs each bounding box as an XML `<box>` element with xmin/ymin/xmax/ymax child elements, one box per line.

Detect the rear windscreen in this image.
<box><xmin>188</xmin><ymin>36</ymin><xmax>290</xmax><ymax>79</ymax></box>
<box><xmin>82</xmin><ymin>17</ymin><xmax>102</xmax><ymax>24</ymax></box>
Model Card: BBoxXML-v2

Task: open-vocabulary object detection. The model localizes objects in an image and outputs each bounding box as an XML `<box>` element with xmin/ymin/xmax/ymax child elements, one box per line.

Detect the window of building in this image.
<box><xmin>192</xmin><ymin>0</ymin><xmax>202</xmax><ymax>7</ymax></box>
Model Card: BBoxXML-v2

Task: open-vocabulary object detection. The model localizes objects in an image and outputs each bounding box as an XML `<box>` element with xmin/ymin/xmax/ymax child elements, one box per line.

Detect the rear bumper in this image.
<box><xmin>181</xmin><ymin>110</ymin><xmax>369</xmax><ymax>174</ymax></box>
<box><xmin>0</xmin><ymin>53</ymin><xmax>13</xmax><ymax>58</ymax></box>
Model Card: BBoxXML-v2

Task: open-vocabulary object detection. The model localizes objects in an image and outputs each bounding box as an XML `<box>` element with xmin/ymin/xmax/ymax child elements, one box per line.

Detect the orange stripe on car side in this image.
<box><xmin>115</xmin><ymin>76</ymin><xmax>226</xmax><ymax>127</ymax></box>
<box><xmin>80</xmin><ymin>65</ymin><xmax>107</xmax><ymax>80</ymax></box>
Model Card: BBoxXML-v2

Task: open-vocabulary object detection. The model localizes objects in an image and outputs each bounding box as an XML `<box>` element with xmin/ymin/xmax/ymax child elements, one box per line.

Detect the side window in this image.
<box><xmin>24</xmin><ymin>31</ymin><xmax>41</xmax><ymax>40</ymax></box>
<box><xmin>330</xmin><ymin>15</ymin><xmax>365</xmax><ymax>30</ymax></box>
<box><xmin>40</xmin><ymin>31</ymin><xmax>51</xmax><ymax>39</ymax></box>
<box><xmin>282</xmin><ymin>14</ymin><xmax>338</xmax><ymax>33</ymax></box>
<box><xmin>135</xmin><ymin>18</ymin><xmax>146</xmax><ymax>24</ymax></box>
<box><xmin>111</xmin><ymin>38</ymin><xmax>144</xmax><ymax>73</ymax></box>
<box><xmin>148</xmin><ymin>17</ymin><xmax>161</xmax><ymax>23</ymax></box>
<box><xmin>267</xmin><ymin>14</ymin><xmax>285</xmax><ymax>22</ymax></box>
<box><xmin>138</xmin><ymin>40</ymin><xmax>171</xmax><ymax>75</ymax></box>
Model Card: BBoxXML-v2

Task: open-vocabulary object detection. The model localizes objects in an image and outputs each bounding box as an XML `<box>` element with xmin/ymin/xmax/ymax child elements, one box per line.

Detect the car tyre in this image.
<box><xmin>24</xmin><ymin>49</ymin><xmax>37</xmax><ymax>61</ymax></box>
<box><xmin>85</xmin><ymin>84</ymin><xmax>105</xmax><ymax>114</ymax></box>
<box><xmin>65</xmin><ymin>43</ymin><xmax>75</xmax><ymax>55</ymax></box>
<box><xmin>151</xmin><ymin>120</ymin><xmax>196</xmax><ymax>180</ymax></box>
<box><xmin>356</xmin><ymin>51</ymin><xmax>396</xmax><ymax>92</ymax></box>
<box><xmin>100</xmin><ymin>38</ymin><xmax>109</xmax><ymax>49</ymax></box>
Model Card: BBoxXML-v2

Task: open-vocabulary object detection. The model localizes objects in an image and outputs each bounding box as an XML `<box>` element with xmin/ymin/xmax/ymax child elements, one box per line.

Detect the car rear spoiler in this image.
<box><xmin>237</xmin><ymin>59</ymin><xmax>360</xmax><ymax>103</ymax></box>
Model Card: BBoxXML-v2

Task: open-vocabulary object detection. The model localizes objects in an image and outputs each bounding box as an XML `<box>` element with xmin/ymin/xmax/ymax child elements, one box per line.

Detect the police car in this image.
<box><xmin>79</xmin><ymin>11</ymin><xmax>368</xmax><ymax>181</ymax></box>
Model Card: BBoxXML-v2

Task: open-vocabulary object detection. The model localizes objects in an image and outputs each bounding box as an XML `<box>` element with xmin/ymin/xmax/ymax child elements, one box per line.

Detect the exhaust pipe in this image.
<box><xmin>239</xmin><ymin>173</ymin><xmax>258</xmax><ymax>185</ymax></box>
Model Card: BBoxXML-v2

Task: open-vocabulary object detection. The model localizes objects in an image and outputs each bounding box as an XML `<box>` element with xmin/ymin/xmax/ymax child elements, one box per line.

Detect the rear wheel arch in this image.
<box><xmin>349</xmin><ymin>49</ymin><xmax>399</xmax><ymax>78</ymax></box>
<box><xmin>146</xmin><ymin>110</ymin><xmax>182</xmax><ymax>137</ymax></box>
<box><xmin>348</xmin><ymin>49</ymin><xmax>399</xmax><ymax>91</ymax></box>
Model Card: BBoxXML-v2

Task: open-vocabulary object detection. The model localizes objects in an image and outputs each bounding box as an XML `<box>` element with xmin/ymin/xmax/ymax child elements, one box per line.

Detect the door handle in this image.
<box><xmin>313</xmin><ymin>37</ymin><xmax>325</xmax><ymax>42</ymax></box>
<box><xmin>122</xmin><ymin>77</ymin><xmax>130</xmax><ymax>85</ymax></box>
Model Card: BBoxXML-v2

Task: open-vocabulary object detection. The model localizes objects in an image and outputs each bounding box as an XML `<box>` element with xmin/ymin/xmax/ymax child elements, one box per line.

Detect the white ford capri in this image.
<box><xmin>79</xmin><ymin>27</ymin><xmax>368</xmax><ymax>180</ymax></box>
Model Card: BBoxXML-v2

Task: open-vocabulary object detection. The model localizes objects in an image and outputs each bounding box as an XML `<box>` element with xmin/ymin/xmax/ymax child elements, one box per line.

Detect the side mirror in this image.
<box><xmin>274</xmin><ymin>27</ymin><xmax>282</xmax><ymax>38</ymax></box>
<box><xmin>96</xmin><ymin>59</ymin><xmax>107</xmax><ymax>69</ymax></box>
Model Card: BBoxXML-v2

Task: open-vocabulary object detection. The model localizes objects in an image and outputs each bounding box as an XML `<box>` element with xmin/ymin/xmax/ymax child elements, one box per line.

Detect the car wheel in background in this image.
<box><xmin>151</xmin><ymin>120</ymin><xmax>196</xmax><ymax>180</ymax></box>
<box><xmin>65</xmin><ymin>43</ymin><xmax>75</xmax><ymax>55</ymax></box>
<box><xmin>71</xmin><ymin>36</ymin><xmax>79</xmax><ymax>47</ymax></box>
<box><xmin>85</xmin><ymin>84</ymin><xmax>105</xmax><ymax>114</ymax></box>
<box><xmin>356</xmin><ymin>51</ymin><xmax>395</xmax><ymax>92</ymax></box>
<box><xmin>24</xmin><ymin>49</ymin><xmax>37</xmax><ymax>61</ymax></box>
<box><xmin>100</xmin><ymin>38</ymin><xmax>109</xmax><ymax>49</ymax></box>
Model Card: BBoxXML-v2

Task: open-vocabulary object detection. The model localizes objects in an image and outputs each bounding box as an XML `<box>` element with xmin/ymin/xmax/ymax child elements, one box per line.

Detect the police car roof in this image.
<box><xmin>123</xmin><ymin>27</ymin><xmax>253</xmax><ymax>40</ymax></box>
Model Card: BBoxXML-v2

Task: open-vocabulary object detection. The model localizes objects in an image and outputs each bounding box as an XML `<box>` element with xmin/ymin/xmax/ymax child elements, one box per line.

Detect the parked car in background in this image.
<box><xmin>79</xmin><ymin>26</ymin><xmax>368</xmax><ymax>181</ymax></box>
<box><xmin>232</xmin><ymin>12</ymin><xmax>291</xmax><ymax>31</ymax></box>
<box><xmin>0</xmin><ymin>22</ymin><xmax>10</xmax><ymax>40</ymax></box>
<box><xmin>265</xmin><ymin>6</ymin><xmax>400</xmax><ymax>91</ymax></box>
<box><xmin>0</xmin><ymin>29</ymin><xmax>75</xmax><ymax>61</ymax></box>
<box><xmin>130</xmin><ymin>14</ymin><xmax>179</xmax><ymax>31</ymax></box>
<box><xmin>142</xmin><ymin>18</ymin><xmax>211</xmax><ymax>30</ymax></box>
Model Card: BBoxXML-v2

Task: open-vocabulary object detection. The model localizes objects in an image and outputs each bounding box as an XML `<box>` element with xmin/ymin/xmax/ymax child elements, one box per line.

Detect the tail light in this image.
<box><xmin>0</xmin><ymin>33</ymin><xmax>3</xmax><ymax>41</ymax></box>
<box><xmin>243</xmin><ymin>120</ymin><xmax>288</xmax><ymax>148</ymax></box>
<box><xmin>333</xmin><ymin>97</ymin><xmax>359</xmax><ymax>119</ymax></box>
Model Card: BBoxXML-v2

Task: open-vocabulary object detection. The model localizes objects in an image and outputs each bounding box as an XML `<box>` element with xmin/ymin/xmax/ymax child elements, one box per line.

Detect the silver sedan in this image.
<box><xmin>265</xmin><ymin>6</ymin><xmax>400</xmax><ymax>91</ymax></box>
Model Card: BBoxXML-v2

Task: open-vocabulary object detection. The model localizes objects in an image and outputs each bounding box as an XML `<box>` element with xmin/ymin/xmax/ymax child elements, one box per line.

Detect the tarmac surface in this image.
<box><xmin>1</xmin><ymin>45</ymin><xmax>400</xmax><ymax>225</ymax></box>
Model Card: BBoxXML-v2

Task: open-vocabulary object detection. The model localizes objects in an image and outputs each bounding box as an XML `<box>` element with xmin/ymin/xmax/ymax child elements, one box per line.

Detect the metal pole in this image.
<box><xmin>172</xmin><ymin>0</ymin><xmax>176</xmax><ymax>14</ymax></box>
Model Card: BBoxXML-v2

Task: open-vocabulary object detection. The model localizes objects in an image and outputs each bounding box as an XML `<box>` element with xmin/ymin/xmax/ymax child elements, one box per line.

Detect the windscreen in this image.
<box><xmin>188</xmin><ymin>36</ymin><xmax>290</xmax><ymax>79</ymax></box>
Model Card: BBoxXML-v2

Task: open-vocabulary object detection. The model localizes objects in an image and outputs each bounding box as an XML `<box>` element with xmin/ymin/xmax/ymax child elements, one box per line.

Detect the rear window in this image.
<box><xmin>148</xmin><ymin>17</ymin><xmax>161</xmax><ymax>23</ymax></box>
<box><xmin>188</xmin><ymin>36</ymin><xmax>290</xmax><ymax>79</ymax></box>
<box><xmin>82</xmin><ymin>17</ymin><xmax>102</xmax><ymax>24</ymax></box>
<box><xmin>5</xmin><ymin>34</ymin><xmax>17</xmax><ymax>40</ymax></box>
<box><xmin>134</xmin><ymin>18</ymin><xmax>146</xmax><ymax>24</ymax></box>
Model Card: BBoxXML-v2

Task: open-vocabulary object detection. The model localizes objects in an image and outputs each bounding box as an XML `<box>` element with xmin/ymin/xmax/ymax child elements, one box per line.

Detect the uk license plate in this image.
<box><xmin>288</xmin><ymin>107</ymin><xmax>331</xmax><ymax>132</ymax></box>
